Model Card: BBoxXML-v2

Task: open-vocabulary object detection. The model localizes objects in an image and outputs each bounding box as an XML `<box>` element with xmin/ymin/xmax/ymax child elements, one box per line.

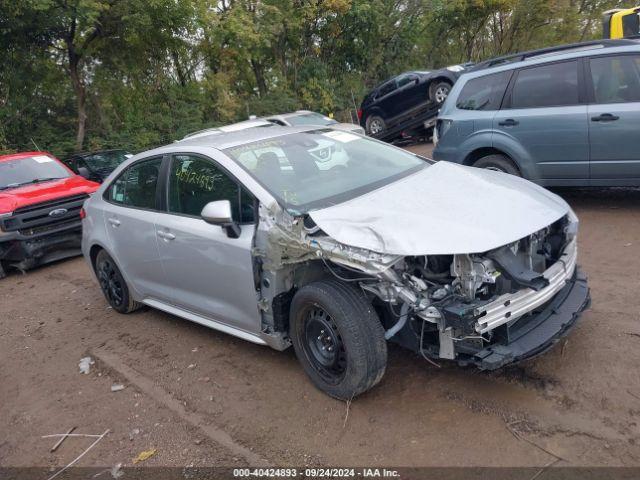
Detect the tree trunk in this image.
<box><xmin>68</xmin><ymin>53</ymin><xmax>87</xmax><ymax>151</ymax></box>
<box><xmin>251</xmin><ymin>59</ymin><xmax>267</xmax><ymax>97</ymax></box>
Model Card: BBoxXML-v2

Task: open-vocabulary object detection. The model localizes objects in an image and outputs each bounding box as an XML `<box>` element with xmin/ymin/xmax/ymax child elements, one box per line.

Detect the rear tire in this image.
<box><xmin>365</xmin><ymin>115</ymin><xmax>386</xmax><ymax>136</ymax></box>
<box><xmin>289</xmin><ymin>279</ymin><xmax>387</xmax><ymax>399</ymax></box>
<box><xmin>95</xmin><ymin>250</ymin><xmax>141</xmax><ymax>314</ymax></box>
<box><xmin>429</xmin><ymin>81</ymin><xmax>452</xmax><ymax>105</ymax></box>
<box><xmin>474</xmin><ymin>154</ymin><xmax>521</xmax><ymax>176</ymax></box>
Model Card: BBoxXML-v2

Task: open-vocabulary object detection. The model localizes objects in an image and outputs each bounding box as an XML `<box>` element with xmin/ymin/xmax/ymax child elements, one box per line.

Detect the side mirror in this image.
<box><xmin>201</xmin><ymin>200</ymin><xmax>241</xmax><ymax>238</ymax></box>
<box><xmin>77</xmin><ymin>166</ymin><xmax>91</xmax><ymax>179</ymax></box>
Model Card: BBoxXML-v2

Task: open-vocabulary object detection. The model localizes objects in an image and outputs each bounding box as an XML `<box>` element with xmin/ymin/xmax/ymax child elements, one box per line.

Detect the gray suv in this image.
<box><xmin>433</xmin><ymin>38</ymin><xmax>640</xmax><ymax>186</ymax></box>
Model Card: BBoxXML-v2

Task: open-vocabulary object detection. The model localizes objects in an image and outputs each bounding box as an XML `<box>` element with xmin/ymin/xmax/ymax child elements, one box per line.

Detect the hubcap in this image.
<box><xmin>302</xmin><ymin>307</ymin><xmax>347</xmax><ymax>384</ymax></box>
<box><xmin>369</xmin><ymin>118</ymin><xmax>384</xmax><ymax>135</ymax></box>
<box><xmin>98</xmin><ymin>259</ymin><xmax>124</xmax><ymax>307</ymax></box>
<box><xmin>484</xmin><ymin>166</ymin><xmax>505</xmax><ymax>173</ymax></box>
<box><xmin>435</xmin><ymin>86</ymin><xmax>450</xmax><ymax>104</ymax></box>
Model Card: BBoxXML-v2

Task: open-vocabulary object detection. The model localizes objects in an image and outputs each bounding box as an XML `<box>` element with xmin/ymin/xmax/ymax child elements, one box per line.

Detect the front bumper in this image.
<box><xmin>469</xmin><ymin>268</ymin><xmax>590</xmax><ymax>370</ymax></box>
<box><xmin>0</xmin><ymin>223</ymin><xmax>83</xmax><ymax>271</ymax></box>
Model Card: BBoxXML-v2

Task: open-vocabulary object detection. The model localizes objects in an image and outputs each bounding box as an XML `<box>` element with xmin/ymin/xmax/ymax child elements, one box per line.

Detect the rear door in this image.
<box><xmin>493</xmin><ymin>60</ymin><xmax>589</xmax><ymax>182</ymax></box>
<box><xmin>374</xmin><ymin>79</ymin><xmax>400</xmax><ymax>119</ymax></box>
<box><xmin>586</xmin><ymin>53</ymin><xmax>640</xmax><ymax>182</ymax></box>
<box><xmin>102</xmin><ymin>156</ymin><xmax>167</xmax><ymax>298</ymax></box>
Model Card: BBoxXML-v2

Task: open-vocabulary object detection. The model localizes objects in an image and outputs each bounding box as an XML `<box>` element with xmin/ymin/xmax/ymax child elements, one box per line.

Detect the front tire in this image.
<box><xmin>95</xmin><ymin>250</ymin><xmax>141</xmax><ymax>314</ymax></box>
<box><xmin>365</xmin><ymin>115</ymin><xmax>386</xmax><ymax>136</ymax></box>
<box><xmin>474</xmin><ymin>154</ymin><xmax>521</xmax><ymax>176</ymax></box>
<box><xmin>429</xmin><ymin>81</ymin><xmax>452</xmax><ymax>105</ymax></box>
<box><xmin>289</xmin><ymin>280</ymin><xmax>387</xmax><ymax>399</ymax></box>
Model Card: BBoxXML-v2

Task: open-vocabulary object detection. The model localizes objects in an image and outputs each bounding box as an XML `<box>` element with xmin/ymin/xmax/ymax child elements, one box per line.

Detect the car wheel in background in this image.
<box><xmin>365</xmin><ymin>115</ymin><xmax>386</xmax><ymax>135</ymax></box>
<box><xmin>95</xmin><ymin>250</ymin><xmax>141</xmax><ymax>314</ymax></box>
<box><xmin>429</xmin><ymin>81</ymin><xmax>452</xmax><ymax>105</ymax></box>
<box><xmin>474</xmin><ymin>154</ymin><xmax>521</xmax><ymax>176</ymax></box>
<box><xmin>289</xmin><ymin>279</ymin><xmax>387</xmax><ymax>399</ymax></box>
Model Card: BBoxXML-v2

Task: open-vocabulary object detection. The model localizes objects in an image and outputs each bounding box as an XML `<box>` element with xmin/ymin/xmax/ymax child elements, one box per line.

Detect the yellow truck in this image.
<box><xmin>603</xmin><ymin>6</ymin><xmax>640</xmax><ymax>38</ymax></box>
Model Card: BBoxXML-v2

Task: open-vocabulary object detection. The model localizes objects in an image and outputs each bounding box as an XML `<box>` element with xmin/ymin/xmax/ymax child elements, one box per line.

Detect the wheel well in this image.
<box><xmin>430</xmin><ymin>76</ymin><xmax>453</xmax><ymax>87</ymax></box>
<box><xmin>365</xmin><ymin>109</ymin><xmax>384</xmax><ymax>122</ymax></box>
<box><xmin>464</xmin><ymin>148</ymin><xmax>522</xmax><ymax>176</ymax></box>
<box><xmin>465</xmin><ymin>148</ymin><xmax>507</xmax><ymax>165</ymax></box>
<box><xmin>89</xmin><ymin>245</ymin><xmax>103</xmax><ymax>272</ymax></box>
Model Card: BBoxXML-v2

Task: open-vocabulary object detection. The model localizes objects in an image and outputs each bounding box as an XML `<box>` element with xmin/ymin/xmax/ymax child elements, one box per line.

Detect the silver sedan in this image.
<box><xmin>82</xmin><ymin>126</ymin><xmax>589</xmax><ymax>399</ymax></box>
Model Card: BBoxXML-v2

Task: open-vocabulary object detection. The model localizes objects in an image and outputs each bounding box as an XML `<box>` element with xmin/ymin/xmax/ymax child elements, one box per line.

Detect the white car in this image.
<box><xmin>82</xmin><ymin>126</ymin><xmax>590</xmax><ymax>399</ymax></box>
<box><xmin>265</xmin><ymin>110</ymin><xmax>365</xmax><ymax>135</ymax></box>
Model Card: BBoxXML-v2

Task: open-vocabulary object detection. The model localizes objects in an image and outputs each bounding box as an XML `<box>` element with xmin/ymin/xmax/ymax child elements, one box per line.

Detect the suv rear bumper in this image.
<box><xmin>468</xmin><ymin>268</ymin><xmax>590</xmax><ymax>370</ymax></box>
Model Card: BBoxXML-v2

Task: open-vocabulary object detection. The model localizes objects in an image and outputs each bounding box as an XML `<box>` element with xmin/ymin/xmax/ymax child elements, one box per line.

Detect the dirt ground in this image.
<box><xmin>1</xmin><ymin>142</ymin><xmax>640</xmax><ymax>470</ymax></box>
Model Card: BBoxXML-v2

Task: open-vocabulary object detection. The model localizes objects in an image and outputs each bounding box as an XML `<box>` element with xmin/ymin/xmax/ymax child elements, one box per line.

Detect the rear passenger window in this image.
<box><xmin>377</xmin><ymin>81</ymin><xmax>397</xmax><ymax>98</ymax></box>
<box><xmin>397</xmin><ymin>74</ymin><xmax>417</xmax><ymax>88</ymax></box>
<box><xmin>106</xmin><ymin>157</ymin><xmax>162</xmax><ymax>209</ymax></box>
<box><xmin>510</xmin><ymin>61</ymin><xmax>579</xmax><ymax>108</ymax></box>
<box><xmin>590</xmin><ymin>55</ymin><xmax>640</xmax><ymax>104</ymax></box>
<box><xmin>456</xmin><ymin>71</ymin><xmax>511</xmax><ymax>111</ymax></box>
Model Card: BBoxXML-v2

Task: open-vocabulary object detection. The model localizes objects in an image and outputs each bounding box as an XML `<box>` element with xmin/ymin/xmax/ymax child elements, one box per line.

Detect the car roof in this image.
<box><xmin>0</xmin><ymin>151</ymin><xmax>54</xmax><ymax>163</ymax></box>
<box><xmin>269</xmin><ymin>110</ymin><xmax>319</xmax><ymax>120</ymax></box>
<box><xmin>468</xmin><ymin>37</ymin><xmax>640</xmax><ymax>74</ymax></box>
<box><xmin>183</xmin><ymin>119</ymin><xmax>274</xmax><ymax>140</ymax></box>
<box><xmin>173</xmin><ymin>125</ymin><xmax>320</xmax><ymax>151</ymax></box>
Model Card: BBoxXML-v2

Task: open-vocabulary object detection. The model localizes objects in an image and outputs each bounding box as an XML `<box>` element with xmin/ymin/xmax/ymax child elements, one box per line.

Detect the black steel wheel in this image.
<box><xmin>95</xmin><ymin>250</ymin><xmax>141</xmax><ymax>314</ymax></box>
<box><xmin>301</xmin><ymin>306</ymin><xmax>347</xmax><ymax>385</ymax></box>
<box><xmin>290</xmin><ymin>279</ymin><xmax>387</xmax><ymax>399</ymax></box>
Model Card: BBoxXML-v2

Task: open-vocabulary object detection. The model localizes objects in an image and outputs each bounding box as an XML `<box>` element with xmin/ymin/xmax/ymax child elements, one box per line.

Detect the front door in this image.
<box><xmin>493</xmin><ymin>60</ymin><xmax>589</xmax><ymax>183</ymax></box>
<box><xmin>587</xmin><ymin>53</ymin><xmax>640</xmax><ymax>182</ymax></box>
<box><xmin>154</xmin><ymin>153</ymin><xmax>261</xmax><ymax>334</ymax></box>
<box><xmin>395</xmin><ymin>73</ymin><xmax>421</xmax><ymax>113</ymax></box>
<box><xmin>102</xmin><ymin>156</ymin><xmax>167</xmax><ymax>298</ymax></box>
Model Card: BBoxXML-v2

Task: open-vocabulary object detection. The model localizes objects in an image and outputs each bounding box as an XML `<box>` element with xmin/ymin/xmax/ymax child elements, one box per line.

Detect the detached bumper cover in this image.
<box><xmin>0</xmin><ymin>224</ymin><xmax>83</xmax><ymax>270</ymax></box>
<box><xmin>471</xmin><ymin>268</ymin><xmax>590</xmax><ymax>370</ymax></box>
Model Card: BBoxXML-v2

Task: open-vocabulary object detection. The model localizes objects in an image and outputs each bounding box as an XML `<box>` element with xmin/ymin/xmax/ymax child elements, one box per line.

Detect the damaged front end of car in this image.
<box><xmin>253</xmin><ymin>202</ymin><xmax>590</xmax><ymax>369</ymax></box>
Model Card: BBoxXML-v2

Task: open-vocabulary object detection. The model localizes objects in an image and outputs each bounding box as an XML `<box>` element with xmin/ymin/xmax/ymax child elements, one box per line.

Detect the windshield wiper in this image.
<box><xmin>0</xmin><ymin>177</ymin><xmax>64</xmax><ymax>191</ymax></box>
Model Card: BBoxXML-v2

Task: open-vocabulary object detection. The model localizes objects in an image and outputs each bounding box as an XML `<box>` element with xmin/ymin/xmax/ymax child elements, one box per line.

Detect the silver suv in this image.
<box><xmin>82</xmin><ymin>126</ymin><xmax>589</xmax><ymax>399</ymax></box>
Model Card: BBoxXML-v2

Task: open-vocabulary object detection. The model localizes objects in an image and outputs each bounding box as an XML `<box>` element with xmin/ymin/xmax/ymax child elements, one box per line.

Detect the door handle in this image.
<box><xmin>108</xmin><ymin>218</ymin><xmax>121</xmax><ymax>227</ymax></box>
<box><xmin>498</xmin><ymin>119</ymin><xmax>519</xmax><ymax>127</ymax></box>
<box><xmin>157</xmin><ymin>230</ymin><xmax>176</xmax><ymax>241</ymax></box>
<box><xmin>591</xmin><ymin>113</ymin><xmax>619</xmax><ymax>122</ymax></box>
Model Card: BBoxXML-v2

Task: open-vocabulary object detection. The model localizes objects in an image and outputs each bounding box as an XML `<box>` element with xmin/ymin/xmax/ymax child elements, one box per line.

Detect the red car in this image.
<box><xmin>0</xmin><ymin>151</ymin><xmax>99</xmax><ymax>277</ymax></box>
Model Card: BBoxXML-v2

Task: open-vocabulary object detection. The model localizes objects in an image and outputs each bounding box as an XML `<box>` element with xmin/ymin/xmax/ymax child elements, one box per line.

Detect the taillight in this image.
<box><xmin>79</xmin><ymin>207</ymin><xmax>86</xmax><ymax>219</ymax></box>
<box><xmin>435</xmin><ymin>119</ymin><xmax>453</xmax><ymax>144</ymax></box>
<box><xmin>357</xmin><ymin>109</ymin><xmax>362</xmax><ymax>121</ymax></box>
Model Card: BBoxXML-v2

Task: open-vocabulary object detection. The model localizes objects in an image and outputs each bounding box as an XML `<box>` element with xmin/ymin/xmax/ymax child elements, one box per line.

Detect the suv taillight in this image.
<box><xmin>435</xmin><ymin>119</ymin><xmax>453</xmax><ymax>144</ymax></box>
<box><xmin>357</xmin><ymin>109</ymin><xmax>362</xmax><ymax>121</ymax></box>
<box><xmin>79</xmin><ymin>207</ymin><xmax>86</xmax><ymax>220</ymax></box>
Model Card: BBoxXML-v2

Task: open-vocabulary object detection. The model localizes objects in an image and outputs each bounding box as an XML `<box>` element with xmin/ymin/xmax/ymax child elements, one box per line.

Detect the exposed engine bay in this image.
<box><xmin>254</xmin><ymin>202</ymin><xmax>584</xmax><ymax>368</ymax></box>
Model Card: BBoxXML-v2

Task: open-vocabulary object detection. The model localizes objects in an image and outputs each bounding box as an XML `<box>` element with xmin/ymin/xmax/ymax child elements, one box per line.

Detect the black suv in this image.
<box><xmin>358</xmin><ymin>66</ymin><xmax>467</xmax><ymax>135</ymax></box>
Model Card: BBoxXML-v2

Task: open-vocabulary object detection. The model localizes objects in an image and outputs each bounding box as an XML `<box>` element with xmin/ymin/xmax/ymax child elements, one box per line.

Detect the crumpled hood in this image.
<box><xmin>0</xmin><ymin>176</ymin><xmax>99</xmax><ymax>214</ymax></box>
<box><xmin>309</xmin><ymin>161</ymin><xmax>571</xmax><ymax>255</ymax></box>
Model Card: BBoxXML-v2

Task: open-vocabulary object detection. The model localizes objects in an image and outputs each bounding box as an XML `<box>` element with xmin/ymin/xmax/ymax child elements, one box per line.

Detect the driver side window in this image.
<box><xmin>168</xmin><ymin>154</ymin><xmax>255</xmax><ymax>223</ymax></box>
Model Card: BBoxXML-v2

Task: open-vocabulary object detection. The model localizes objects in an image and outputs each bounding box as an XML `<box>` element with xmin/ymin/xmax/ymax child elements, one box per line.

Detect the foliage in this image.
<box><xmin>0</xmin><ymin>0</ymin><xmax>629</xmax><ymax>157</ymax></box>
